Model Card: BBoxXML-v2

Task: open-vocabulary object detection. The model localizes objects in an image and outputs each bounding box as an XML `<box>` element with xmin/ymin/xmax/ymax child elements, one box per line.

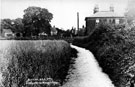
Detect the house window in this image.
<box><xmin>96</xmin><ymin>19</ymin><xmax>99</xmax><ymax>23</ymax></box>
<box><xmin>107</xmin><ymin>19</ymin><xmax>110</xmax><ymax>23</ymax></box>
<box><xmin>109</xmin><ymin>19</ymin><xmax>113</xmax><ymax>23</ymax></box>
<box><xmin>112</xmin><ymin>19</ymin><xmax>115</xmax><ymax>23</ymax></box>
<box><xmin>103</xmin><ymin>19</ymin><xmax>107</xmax><ymax>23</ymax></box>
<box><xmin>115</xmin><ymin>19</ymin><xmax>120</xmax><ymax>24</ymax></box>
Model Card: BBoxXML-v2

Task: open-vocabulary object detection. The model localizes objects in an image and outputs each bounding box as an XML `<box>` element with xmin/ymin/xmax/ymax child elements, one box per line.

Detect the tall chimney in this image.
<box><xmin>94</xmin><ymin>5</ymin><xmax>99</xmax><ymax>14</ymax></box>
<box><xmin>77</xmin><ymin>12</ymin><xmax>79</xmax><ymax>31</ymax></box>
<box><xmin>110</xmin><ymin>5</ymin><xmax>114</xmax><ymax>12</ymax></box>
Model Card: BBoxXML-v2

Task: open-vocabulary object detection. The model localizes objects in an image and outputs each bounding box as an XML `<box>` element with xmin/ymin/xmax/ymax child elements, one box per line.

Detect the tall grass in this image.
<box><xmin>0</xmin><ymin>40</ymin><xmax>73</xmax><ymax>87</ymax></box>
<box><xmin>0</xmin><ymin>40</ymin><xmax>16</xmax><ymax>87</ymax></box>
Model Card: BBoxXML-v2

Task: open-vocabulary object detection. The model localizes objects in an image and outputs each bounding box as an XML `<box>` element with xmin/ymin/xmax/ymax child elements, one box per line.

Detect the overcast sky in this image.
<box><xmin>1</xmin><ymin>0</ymin><xmax>128</xmax><ymax>29</ymax></box>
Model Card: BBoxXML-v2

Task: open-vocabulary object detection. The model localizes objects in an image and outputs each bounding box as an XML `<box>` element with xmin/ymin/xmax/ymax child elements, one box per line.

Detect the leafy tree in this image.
<box><xmin>1</xmin><ymin>19</ymin><xmax>13</xmax><ymax>29</ymax></box>
<box><xmin>1</xmin><ymin>18</ymin><xmax>24</xmax><ymax>35</ymax></box>
<box><xmin>12</xmin><ymin>18</ymin><xmax>24</xmax><ymax>33</ymax></box>
<box><xmin>23</xmin><ymin>6</ymin><xmax>53</xmax><ymax>37</ymax></box>
<box><xmin>125</xmin><ymin>0</ymin><xmax>135</xmax><ymax>24</ymax></box>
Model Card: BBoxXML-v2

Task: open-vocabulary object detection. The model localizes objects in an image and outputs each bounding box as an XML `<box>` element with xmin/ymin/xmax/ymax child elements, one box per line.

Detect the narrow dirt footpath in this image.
<box><xmin>61</xmin><ymin>45</ymin><xmax>115</xmax><ymax>87</ymax></box>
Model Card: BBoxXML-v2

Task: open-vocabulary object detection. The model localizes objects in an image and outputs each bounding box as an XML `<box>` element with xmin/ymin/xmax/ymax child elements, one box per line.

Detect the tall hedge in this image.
<box><xmin>73</xmin><ymin>23</ymin><xmax>135</xmax><ymax>87</ymax></box>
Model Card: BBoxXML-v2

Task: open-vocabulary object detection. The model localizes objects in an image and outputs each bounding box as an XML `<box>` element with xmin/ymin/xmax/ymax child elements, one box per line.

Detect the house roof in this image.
<box><xmin>3</xmin><ymin>29</ymin><xmax>13</xmax><ymax>33</ymax></box>
<box><xmin>87</xmin><ymin>11</ymin><xmax>124</xmax><ymax>18</ymax></box>
<box><xmin>51</xmin><ymin>27</ymin><xmax>57</xmax><ymax>32</ymax></box>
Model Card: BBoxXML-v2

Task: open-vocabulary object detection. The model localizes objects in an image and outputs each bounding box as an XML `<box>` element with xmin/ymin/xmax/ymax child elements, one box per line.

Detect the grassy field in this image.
<box><xmin>0</xmin><ymin>40</ymin><xmax>77</xmax><ymax>87</ymax></box>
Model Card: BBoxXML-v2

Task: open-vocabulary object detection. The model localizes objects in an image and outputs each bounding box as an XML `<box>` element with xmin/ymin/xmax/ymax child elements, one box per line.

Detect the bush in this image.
<box><xmin>0</xmin><ymin>40</ymin><xmax>75</xmax><ymax>87</ymax></box>
<box><xmin>14</xmin><ymin>36</ymin><xmax>74</xmax><ymax>43</ymax></box>
<box><xmin>73</xmin><ymin>23</ymin><xmax>135</xmax><ymax>87</ymax></box>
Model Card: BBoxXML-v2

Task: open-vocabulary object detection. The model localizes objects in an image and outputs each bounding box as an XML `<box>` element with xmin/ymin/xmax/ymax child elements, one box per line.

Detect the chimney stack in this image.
<box><xmin>110</xmin><ymin>5</ymin><xmax>114</xmax><ymax>12</ymax></box>
<box><xmin>94</xmin><ymin>5</ymin><xmax>99</xmax><ymax>14</ymax></box>
<box><xmin>77</xmin><ymin>12</ymin><xmax>79</xmax><ymax>31</ymax></box>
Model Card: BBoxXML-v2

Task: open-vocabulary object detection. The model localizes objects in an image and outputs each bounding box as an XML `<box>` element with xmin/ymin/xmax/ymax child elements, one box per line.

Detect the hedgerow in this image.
<box><xmin>73</xmin><ymin>23</ymin><xmax>135</xmax><ymax>87</ymax></box>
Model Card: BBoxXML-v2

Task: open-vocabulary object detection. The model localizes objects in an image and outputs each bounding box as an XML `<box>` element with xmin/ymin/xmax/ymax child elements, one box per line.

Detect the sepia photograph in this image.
<box><xmin>0</xmin><ymin>0</ymin><xmax>135</xmax><ymax>87</ymax></box>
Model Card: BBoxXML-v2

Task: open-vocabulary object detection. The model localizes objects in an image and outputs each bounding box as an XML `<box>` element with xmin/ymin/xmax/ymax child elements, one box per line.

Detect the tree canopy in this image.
<box><xmin>23</xmin><ymin>6</ymin><xmax>53</xmax><ymax>36</ymax></box>
<box><xmin>13</xmin><ymin>18</ymin><xmax>24</xmax><ymax>33</ymax></box>
<box><xmin>1</xmin><ymin>19</ymin><xmax>13</xmax><ymax>29</ymax></box>
<box><xmin>1</xmin><ymin>18</ymin><xmax>24</xmax><ymax>33</ymax></box>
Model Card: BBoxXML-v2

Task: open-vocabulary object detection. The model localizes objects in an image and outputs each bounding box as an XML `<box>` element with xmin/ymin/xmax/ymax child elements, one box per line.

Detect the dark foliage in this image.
<box><xmin>73</xmin><ymin>23</ymin><xmax>135</xmax><ymax>87</ymax></box>
<box><xmin>13</xmin><ymin>36</ymin><xmax>74</xmax><ymax>43</ymax></box>
<box><xmin>22</xmin><ymin>6</ymin><xmax>53</xmax><ymax>37</ymax></box>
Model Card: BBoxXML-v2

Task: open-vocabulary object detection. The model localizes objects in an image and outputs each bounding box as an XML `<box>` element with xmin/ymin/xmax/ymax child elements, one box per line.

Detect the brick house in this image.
<box><xmin>0</xmin><ymin>29</ymin><xmax>14</xmax><ymax>38</ymax></box>
<box><xmin>85</xmin><ymin>5</ymin><xmax>125</xmax><ymax>35</ymax></box>
<box><xmin>51</xmin><ymin>26</ymin><xmax>58</xmax><ymax>36</ymax></box>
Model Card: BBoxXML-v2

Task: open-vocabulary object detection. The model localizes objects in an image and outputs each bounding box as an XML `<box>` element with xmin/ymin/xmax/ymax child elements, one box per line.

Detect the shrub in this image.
<box><xmin>14</xmin><ymin>37</ymin><xmax>74</xmax><ymax>43</ymax></box>
<box><xmin>73</xmin><ymin>23</ymin><xmax>135</xmax><ymax>87</ymax></box>
<box><xmin>0</xmin><ymin>40</ymin><xmax>74</xmax><ymax>87</ymax></box>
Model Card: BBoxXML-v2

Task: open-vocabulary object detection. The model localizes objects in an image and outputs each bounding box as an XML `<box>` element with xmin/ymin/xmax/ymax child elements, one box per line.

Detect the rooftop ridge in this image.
<box><xmin>88</xmin><ymin>11</ymin><xmax>124</xmax><ymax>18</ymax></box>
